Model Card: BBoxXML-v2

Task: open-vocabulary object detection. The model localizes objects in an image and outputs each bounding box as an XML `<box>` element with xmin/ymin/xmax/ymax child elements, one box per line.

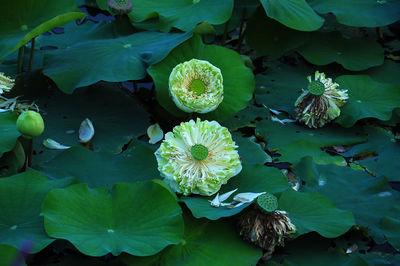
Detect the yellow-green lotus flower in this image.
<box><xmin>0</xmin><ymin>73</ymin><xmax>14</xmax><ymax>95</ymax></box>
<box><xmin>155</xmin><ymin>118</ymin><xmax>241</xmax><ymax>196</ymax></box>
<box><xmin>295</xmin><ymin>71</ymin><xmax>348</xmax><ymax>128</ymax></box>
<box><xmin>169</xmin><ymin>59</ymin><xmax>223</xmax><ymax>114</ymax></box>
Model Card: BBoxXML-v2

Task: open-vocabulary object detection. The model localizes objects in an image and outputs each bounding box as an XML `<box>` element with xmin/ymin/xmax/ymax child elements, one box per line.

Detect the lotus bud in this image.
<box><xmin>16</xmin><ymin>110</ymin><xmax>44</xmax><ymax>138</ymax></box>
<box><xmin>295</xmin><ymin>71</ymin><xmax>348</xmax><ymax>128</ymax></box>
<box><xmin>169</xmin><ymin>59</ymin><xmax>223</xmax><ymax>114</ymax></box>
<box><xmin>108</xmin><ymin>0</ymin><xmax>133</xmax><ymax>15</ymax></box>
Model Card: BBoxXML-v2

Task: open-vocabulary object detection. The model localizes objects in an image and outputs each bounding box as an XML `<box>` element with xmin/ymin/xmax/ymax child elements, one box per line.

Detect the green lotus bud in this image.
<box><xmin>193</xmin><ymin>22</ymin><xmax>216</xmax><ymax>35</ymax></box>
<box><xmin>16</xmin><ymin>110</ymin><xmax>44</xmax><ymax>137</ymax></box>
<box><xmin>108</xmin><ymin>0</ymin><xmax>133</xmax><ymax>15</ymax></box>
<box><xmin>169</xmin><ymin>59</ymin><xmax>224</xmax><ymax>114</ymax></box>
<box><xmin>155</xmin><ymin>118</ymin><xmax>242</xmax><ymax>196</ymax></box>
<box><xmin>257</xmin><ymin>193</ymin><xmax>278</xmax><ymax>213</ymax></box>
<box><xmin>0</xmin><ymin>72</ymin><xmax>15</xmax><ymax>95</ymax></box>
<box><xmin>294</xmin><ymin>71</ymin><xmax>348</xmax><ymax>128</ymax></box>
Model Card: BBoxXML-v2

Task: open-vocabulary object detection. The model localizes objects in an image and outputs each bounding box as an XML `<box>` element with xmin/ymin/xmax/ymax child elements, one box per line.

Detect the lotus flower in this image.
<box><xmin>295</xmin><ymin>71</ymin><xmax>348</xmax><ymax>128</ymax></box>
<box><xmin>169</xmin><ymin>59</ymin><xmax>223</xmax><ymax>114</ymax></box>
<box><xmin>155</xmin><ymin>118</ymin><xmax>241</xmax><ymax>196</ymax></box>
<box><xmin>0</xmin><ymin>73</ymin><xmax>14</xmax><ymax>95</ymax></box>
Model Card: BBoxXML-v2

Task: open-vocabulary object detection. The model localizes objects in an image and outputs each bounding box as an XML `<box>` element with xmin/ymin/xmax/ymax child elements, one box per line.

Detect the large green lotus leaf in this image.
<box><xmin>96</xmin><ymin>0</ymin><xmax>233</xmax><ymax>32</ymax></box>
<box><xmin>308</xmin><ymin>0</ymin><xmax>400</xmax><ymax>27</ymax></box>
<box><xmin>297</xmin><ymin>32</ymin><xmax>384</xmax><ymax>71</ymax></box>
<box><xmin>120</xmin><ymin>211</ymin><xmax>261</xmax><ymax>265</ymax></box>
<box><xmin>255</xmin><ymin>61</ymin><xmax>343</xmax><ymax>116</ymax></box>
<box><xmin>36</xmin><ymin>140</ymin><xmax>159</xmax><ymax>188</ymax></box>
<box><xmin>42</xmin><ymin>181</ymin><xmax>184</xmax><ymax>256</ymax></box>
<box><xmin>42</xmin><ymin>25</ymin><xmax>192</xmax><ymax>93</ymax></box>
<box><xmin>382</xmin><ymin>205</ymin><xmax>400</xmax><ymax>250</ymax></box>
<box><xmin>0</xmin><ymin>112</ymin><xmax>19</xmax><ymax>157</ymax></box>
<box><xmin>32</xmin><ymin>84</ymin><xmax>150</xmax><ymax>164</ymax></box>
<box><xmin>0</xmin><ymin>0</ymin><xmax>79</xmax><ymax>59</ymax></box>
<box><xmin>182</xmin><ymin>163</ymin><xmax>289</xmax><ymax>220</ymax></box>
<box><xmin>335</xmin><ymin>75</ymin><xmax>400</xmax><ymax>127</ymax></box>
<box><xmin>364</xmin><ymin>60</ymin><xmax>400</xmax><ymax>86</ymax></box>
<box><xmin>148</xmin><ymin>35</ymin><xmax>254</xmax><ymax>121</ymax></box>
<box><xmin>0</xmin><ymin>171</ymin><xmax>75</xmax><ymax>252</ymax></box>
<box><xmin>279</xmin><ymin>189</ymin><xmax>355</xmax><ymax>238</ymax></box>
<box><xmin>342</xmin><ymin>127</ymin><xmax>400</xmax><ymax>182</ymax></box>
<box><xmin>232</xmin><ymin>132</ymin><xmax>272</xmax><ymax>165</ymax></box>
<box><xmin>259</xmin><ymin>0</ymin><xmax>324</xmax><ymax>31</ymax></box>
<box><xmin>0</xmin><ymin>244</ymin><xmax>25</xmax><ymax>266</ymax></box>
<box><xmin>222</xmin><ymin>105</ymin><xmax>270</xmax><ymax>131</ymax></box>
<box><xmin>296</xmin><ymin>159</ymin><xmax>399</xmax><ymax>243</ymax></box>
<box><xmin>269</xmin><ymin>233</ymin><xmax>383</xmax><ymax>266</ymax></box>
<box><xmin>246</xmin><ymin>8</ymin><xmax>310</xmax><ymax>59</ymax></box>
<box><xmin>255</xmin><ymin>120</ymin><xmax>365</xmax><ymax>166</ymax></box>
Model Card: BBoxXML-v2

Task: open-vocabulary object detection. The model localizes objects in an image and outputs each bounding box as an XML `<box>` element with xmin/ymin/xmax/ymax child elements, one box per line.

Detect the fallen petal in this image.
<box><xmin>79</xmin><ymin>118</ymin><xmax>95</xmax><ymax>143</ymax></box>
<box><xmin>43</xmin><ymin>138</ymin><xmax>71</xmax><ymax>150</ymax></box>
<box><xmin>233</xmin><ymin>192</ymin><xmax>266</xmax><ymax>203</ymax></box>
<box><xmin>147</xmin><ymin>123</ymin><xmax>164</xmax><ymax>144</ymax></box>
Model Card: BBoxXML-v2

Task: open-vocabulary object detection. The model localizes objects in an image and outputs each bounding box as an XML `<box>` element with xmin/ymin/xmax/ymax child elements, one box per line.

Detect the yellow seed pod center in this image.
<box><xmin>189</xmin><ymin>79</ymin><xmax>206</xmax><ymax>96</ymax></box>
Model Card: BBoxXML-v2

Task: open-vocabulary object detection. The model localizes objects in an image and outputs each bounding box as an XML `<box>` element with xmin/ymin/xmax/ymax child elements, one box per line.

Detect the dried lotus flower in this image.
<box><xmin>108</xmin><ymin>0</ymin><xmax>133</xmax><ymax>15</ymax></box>
<box><xmin>295</xmin><ymin>71</ymin><xmax>348</xmax><ymax>128</ymax></box>
<box><xmin>238</xmin><ymin>194</ymin><xmax>296</xmax><ymax>261</ymax></box>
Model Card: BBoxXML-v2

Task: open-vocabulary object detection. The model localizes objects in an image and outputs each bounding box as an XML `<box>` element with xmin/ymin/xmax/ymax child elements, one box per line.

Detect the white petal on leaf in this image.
<box><xmin>233</xmin><ymin>192</ymin><xmax>266</xmax><ymax>203</ymax></box>
<box><xmin>43</xmin><ymin>138</ymin><xmax>71</xmax><ymax>150</ymax></box>
<box><xmin>79</xmin><ymin>118</ymin><xmax>94</xmax><ymax>143</ymax></box>
<box><xmin>147</xmin><ymin>123</ymin><xmax>164</xmax><ymax>144</ymax></box>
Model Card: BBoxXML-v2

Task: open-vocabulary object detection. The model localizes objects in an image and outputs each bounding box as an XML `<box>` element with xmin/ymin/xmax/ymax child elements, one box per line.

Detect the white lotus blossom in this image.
<box><xmin>169</xmin><ymin>59</ymin><xmax>223</xmax><ymax>113</ymax></box>
<box><xmin>155</xmin><ymin>118</ymin><xmax>241</xmax><ymax>196</ymax></box>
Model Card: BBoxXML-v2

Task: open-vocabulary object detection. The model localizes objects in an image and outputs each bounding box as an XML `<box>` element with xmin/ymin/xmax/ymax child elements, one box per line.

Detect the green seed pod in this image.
<box><xmin>16</xmin><ymin>110</ymin><xmax>45</xmax><ymax>137</ymax></box>
<box><xmin>257</xmin><ymin>192</ymin><xmax>278</xmax><ymax>213</ymax></box>
<box><xmin>108</xmin><ymin>0</ymin><xmax>133</xmax><ymax>15</ymax></box>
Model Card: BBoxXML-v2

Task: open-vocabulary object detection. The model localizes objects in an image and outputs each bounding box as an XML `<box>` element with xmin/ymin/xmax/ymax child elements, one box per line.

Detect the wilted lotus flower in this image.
<box><xmin>0</xmin><ymin>72</ymin><xmax>15</xmax><ymax>95</ymax></box>
<box><xmin>238</xmin><ymin>193</ymin><xmax>296</xmax><ymax>261</ymax></box>
<box><xmin>155</xmin><ymin>118</ymin><xmax>241</xmax><ymax>196</ymax></box>
<box><xmin>108</xmin><ymin>0</ymin><xmax>133</xmax><ymax>15</ymax></box>
<box><xmin>295</xmin><ymin>71</ymin><xmax>348</xmax><ymax>128</ymax></box>
<box><xmin>169</xmin><ymin>59</ymin><xmax>223</xmax><ymax>114</ymax></box>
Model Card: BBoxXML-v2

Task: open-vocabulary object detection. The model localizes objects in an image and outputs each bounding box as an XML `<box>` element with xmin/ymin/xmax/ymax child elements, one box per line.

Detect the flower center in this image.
<box><xmin>189</xmin><ymin>79</ymin><xmax>206</xmax><ymax>96</ymax></box>
<box><xmin>190</xmin><ymin>144</ymin><xmax>209</xmax><ymax>161</ymax></box>
<box><xmin>308</xmin><ymin>80</ymin><xmax>325</xmax><ymax>96</ymax></box>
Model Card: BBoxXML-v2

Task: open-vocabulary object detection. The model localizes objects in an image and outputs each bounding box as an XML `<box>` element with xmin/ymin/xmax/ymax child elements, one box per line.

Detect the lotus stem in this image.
<box><xmin>237</xmin><ymin>8</ymin><xmax>247</xmax><ymax>53</ymax></box>
<box><xmin>28</xmin><ymin>38</ymin><xmax>36</xmax><ymax>72</ymax></box>
<box><xmin>221</xmin><ymin>19</ymin><xmax>230</xmax><ymax>46</ymax></box>
<box><xmin>17</xmin><ymin>46</ymin><xmax>24</xmax><ymax>74</ymax></box>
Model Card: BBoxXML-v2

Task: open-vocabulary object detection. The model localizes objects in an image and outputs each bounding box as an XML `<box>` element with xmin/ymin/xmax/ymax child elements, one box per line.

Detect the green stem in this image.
<box><xmin>221</xmin><ymin>19</ymin><xmax>230</xmax><ymax>46</ymax></box>
<box><xmin>27</xmin><ymin>138</ymin><xmax>33</xmax><ymax>167</ymax></box>
<box><xmin>28</xmin><ymin>38</ymin><xmax>36</xmax><ymax>72</ymax></box>
<box><xmin>237</xmin><ymin>8</ymin><xmax>247</xmax><ymax>53</ymax></box>
<box><xmin>17</xmin><ymin>46</ymin><xmax>24</xmax><ymax>74</ymax></box>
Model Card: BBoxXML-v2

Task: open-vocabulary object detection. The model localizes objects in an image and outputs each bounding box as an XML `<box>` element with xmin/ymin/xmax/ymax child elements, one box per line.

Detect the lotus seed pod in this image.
<box><xmin>257</xmin><ymin>193</ymin><xmax>278</xmax><ymax>213</ymax></box>
<box><xmin>155</xmin><ymin>118</ymin><xmax>241</xmax><ymax>196</ymax></box>
<box><xmin>169</xmin><ymin>59</ymin><xmax>224</xmax><ymax>114</ymax></box>
<box><xmin>16</xmin><ymin>110</ymin><xmax>45</xmax><ymax>137</ymax></box>
<box><xmin>108</xmin><ymin>0</ymin><xmax>133</xmax><ymax>15</ymax></box>
<box><xmin>0</xmin><ymin>72</ymin><xmax>15</xmax><ymax>94</ymax></box>
<box><xmin>294</xmin><ymin>71</ymin><xmax>348</xmax><ymax>128</ymax></box>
